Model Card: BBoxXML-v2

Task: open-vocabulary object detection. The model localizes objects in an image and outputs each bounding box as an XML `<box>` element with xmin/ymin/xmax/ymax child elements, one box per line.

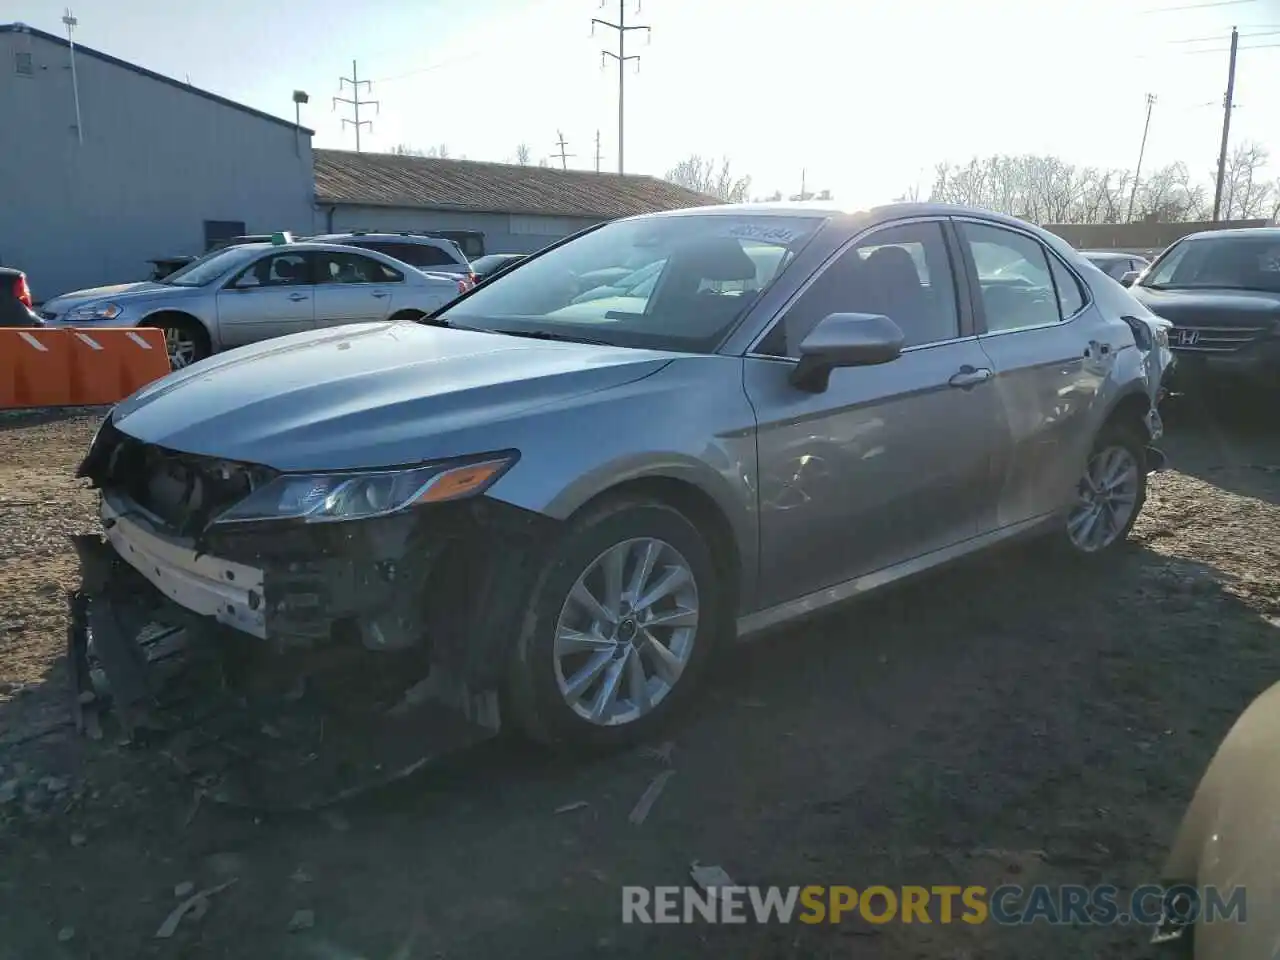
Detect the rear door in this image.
<box><xmin>745</xmin><ymin>218</ymin><xmax>1009</xmax><ymax>609</ymax></box>
<box><xmin>955</xmin><ymin>218</ymin><xmax>1109</xmax><ymax>528</ymax></box>
<box><xmin>215</xmin><ymin>251</ymin><xmax>316</xmax><ymax>347</ymax></box>
<box><xmin>311</xmin><ymin>250</ymin><xmax>402</xmax><ymax>327</ymax></box>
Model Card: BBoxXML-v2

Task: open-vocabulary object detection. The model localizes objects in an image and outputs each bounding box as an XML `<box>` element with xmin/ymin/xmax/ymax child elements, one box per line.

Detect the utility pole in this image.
<box><xmin>1126</xmin><ymin>93</ymin><xmax>1157</xmax><ymax>223</ymax></box>
<box><xmin>554</xmin><ymin>130</ymin><xmax>575</xmax><ymax>170</ymax></box>
<box><xmin>1212</xmin><ymin>27</ymin><xmax>1239</xmax><ymax>222</ymax></box>
<box><xmin>62</xmin><ymin>8</ymin><xmax>83</xmax><ymax>144</ymax></box>
<box><xmin>592</xmin><ymin>1</ymin><xmax>650</xmax><ymax>175</ymax></box>
<box><xmin>594</xmin><ymin>129</ymin><xmax>604</xmax><ymax>173</ymax></box>
<box><xmin>333</xmin><ymin>60</ymin><xmax>379</xmax><ymax>153</ymax></box>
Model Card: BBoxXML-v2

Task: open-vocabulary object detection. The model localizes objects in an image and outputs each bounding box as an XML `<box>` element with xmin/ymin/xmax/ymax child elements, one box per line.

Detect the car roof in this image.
<box><xmin>1079</xmin><ymin>250</ymin><xmax>1136</xmax><ymax>260</ymax></box>
<box><xmin>1179</xmin><ymin>226</ymin><xmax>1280</xmax><ymax>243</ymax></box>
<box><xmin>310</xmin><ymin>233</ymin><xmax>453</xmax><ymax>244</ymax></box>
<box><xmin>227</xmin><ymin>241</ymin><xmax>414</xmax><ymax>255</ymax></box>
<box><xmin>625</xmin><ymin>200</ymin><xmax>1068</xmax><ymax>235</ymax></box>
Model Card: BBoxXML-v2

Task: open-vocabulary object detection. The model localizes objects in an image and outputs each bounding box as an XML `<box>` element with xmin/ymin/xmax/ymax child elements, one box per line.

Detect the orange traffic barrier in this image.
<box><xmin>0</xmin><ymin>327</ymin><xmax>73</xmax><ymax>408</ymax></box>
<box><xmin>0</xmin><ymin>326</ymin><xmax>170</xmax><ymax>409</ymax></box>
<box><xmin>67</xmin><ymin>327</ymin><xmax>169</xmax><ymax>406</ymax></box>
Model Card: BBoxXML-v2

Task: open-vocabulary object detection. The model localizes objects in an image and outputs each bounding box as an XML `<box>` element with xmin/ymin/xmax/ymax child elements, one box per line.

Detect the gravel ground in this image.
<box><xmin>0</xmin><ymin>398</ymin><xmax>1278</xmax><ymax>959</ymax></box>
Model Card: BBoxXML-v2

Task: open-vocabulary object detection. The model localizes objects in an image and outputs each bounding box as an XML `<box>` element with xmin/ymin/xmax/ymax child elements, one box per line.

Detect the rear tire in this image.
<box><xmin>506</xmin><ymin>496</ymin><xmax>726</xmax><ymax>750</ymax></box>
<box><xmin>1061</xmin><ymin>422</ymin><xmax>1147</xmax><ymax>557</ymax></box>
<box><xmin>145</xmin><ymin>316</ymin><xmax>209</xmax><ymax>370</ymax></box>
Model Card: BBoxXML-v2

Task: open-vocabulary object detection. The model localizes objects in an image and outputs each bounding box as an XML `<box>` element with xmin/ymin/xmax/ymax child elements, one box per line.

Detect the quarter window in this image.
<box><xmin>1049</xmin><ymin>255</ymin><xmax>1086</xmax><ymax>317</ymax></box>
<box><xmin>362</xmin><ymin>241</ymin><xmax>457</xmax><ymax>268</ymax></box>
<box><xmin>959</xmin><ymin>223</ymin><xmax>1060</xmax><ymax>332</ymax></box>
<box><xmin>771</xmin><ymin>221</ymin><xmax>960</xmax><ymax>354</ymax></box>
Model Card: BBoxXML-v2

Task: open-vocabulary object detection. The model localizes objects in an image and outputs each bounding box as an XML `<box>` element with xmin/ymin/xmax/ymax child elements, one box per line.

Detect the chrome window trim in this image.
<box><xmin>745</xmin><ymin>215</ymin><xmax>968</xmax><ymax>360</ymax></box>
<box><xmin>950</xmin><ymin>215</ymin><xmax>1093</xmax><ymax>333</ymax></box>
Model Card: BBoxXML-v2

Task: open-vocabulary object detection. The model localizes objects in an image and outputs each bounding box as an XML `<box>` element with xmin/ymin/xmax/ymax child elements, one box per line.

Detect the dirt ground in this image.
<box><xmin>1</xmin><ymin>398</ymin><xmax>1278</xmax><ymax>959</ymax></box>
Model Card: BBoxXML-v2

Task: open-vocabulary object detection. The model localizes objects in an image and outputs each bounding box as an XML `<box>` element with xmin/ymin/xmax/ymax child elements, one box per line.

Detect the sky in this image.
<box><xmin>7</xmin><ymin>0</ymin><xmax>1280</xmax><ymax>208</ymax></box>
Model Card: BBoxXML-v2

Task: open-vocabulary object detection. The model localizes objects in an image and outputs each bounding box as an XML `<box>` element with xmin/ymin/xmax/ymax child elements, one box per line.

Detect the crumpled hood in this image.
<box><xmin>1131</xmin><ymin>286</ymin><xmax>1280</xmax><ymax>328</ymax></box>
<box><xmin>111</xmin><ymin>321</ymin><xmax>677</xmax><ymax>471</ymax></box>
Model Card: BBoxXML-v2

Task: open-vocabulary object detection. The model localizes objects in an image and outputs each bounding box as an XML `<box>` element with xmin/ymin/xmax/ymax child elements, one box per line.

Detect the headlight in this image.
<box><xmin>68</xmin><ymin>302</ymin><xmax>123</xmax><ymax>322</ymax></box>
<box><xmin>1153</xmin><ymin>324</ymin><xmax>1170</xmax><ymax>349</ymax></box>
<box><xmin>211</xmin><ymin>452</ymin><xmax>518</xmax><ymax>525</ymax></box>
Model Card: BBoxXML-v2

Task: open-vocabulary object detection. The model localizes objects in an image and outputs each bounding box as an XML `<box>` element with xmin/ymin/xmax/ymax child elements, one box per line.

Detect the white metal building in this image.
<box><xmin>0</xmin><ymin>22</ymin><xmax>316</xmax><ymax>299</ymax></box>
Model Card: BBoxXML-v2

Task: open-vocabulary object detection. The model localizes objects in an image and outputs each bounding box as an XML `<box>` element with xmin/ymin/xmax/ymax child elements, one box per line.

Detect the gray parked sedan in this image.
<box><xmin>73</xmin><ymin>202</ymin><xmax>1172</xmax><ymax>752</ymax></box>
<box><xmin>40</xmin><ymin>241</ymin><xmax>468</xmax><ymax>369</ymax></box>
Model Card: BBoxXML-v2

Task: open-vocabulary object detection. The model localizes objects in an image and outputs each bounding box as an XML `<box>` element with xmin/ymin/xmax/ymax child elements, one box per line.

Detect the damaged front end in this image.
<box><xmin>68</xmin><ymin>416</ymin><xmax>551</xmax><ymax>809</ymax></box>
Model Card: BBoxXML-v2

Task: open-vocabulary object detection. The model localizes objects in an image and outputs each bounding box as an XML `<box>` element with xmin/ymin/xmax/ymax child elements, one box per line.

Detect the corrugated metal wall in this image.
<box><xmin>0</xmin><ymin>29</ymin><xmax>316</xmax><ymax>299</ymax></box>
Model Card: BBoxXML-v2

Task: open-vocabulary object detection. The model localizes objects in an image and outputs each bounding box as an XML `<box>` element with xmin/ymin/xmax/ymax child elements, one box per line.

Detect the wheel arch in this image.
<box><xmin>548</xmin><ymin>462</ymin><xmax>752</xmax><ymax>617</ymax></box>
<box><xmin>1101</xmin><ymin>387</ymin><xmax>1155</xmax><ymax>441</ymax></box>
<box><xmin>137</xmin><ymin>308</ymin><xmax>215</xmax><ymax>350</ymax></box>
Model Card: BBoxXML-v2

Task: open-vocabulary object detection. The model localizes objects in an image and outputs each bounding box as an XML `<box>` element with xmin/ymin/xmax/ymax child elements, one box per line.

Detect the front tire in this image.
<box><xmin>1063</xmin><ymin>422</ymin><xmax>1148</xmax><ymax>556</ymax></box>
<box><xmin>146</xmin><ymin>317</ymin><xmax>209</xmax><ymax>370</ymax></box>
<box><xmin>506</xmin><ymin>497</ymin><xmax>725</xmax><ymax>749</ymax></box>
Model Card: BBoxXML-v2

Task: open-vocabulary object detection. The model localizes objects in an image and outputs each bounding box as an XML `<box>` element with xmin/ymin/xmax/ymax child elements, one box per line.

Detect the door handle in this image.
<box><xmin>1084</xmin><ymin>340</ymin><xmax>1112</xmax><ymax>359</ymax></box>
<box><xmin>371</xmin><ymin>291</ymin><xmax>389</xmax><ymax>299</ymax></box>
<box><xmin>287</xmin><ymin>293</ymin><xmax>309</xmax><ymax>302</ymax></box>
<box><xmin>949</xmin><ymin>366</ymin><xmax>993</xmax><ymax>388</ymax></box>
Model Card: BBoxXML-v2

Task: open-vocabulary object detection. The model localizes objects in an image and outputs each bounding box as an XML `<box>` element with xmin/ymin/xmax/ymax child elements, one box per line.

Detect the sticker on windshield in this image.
<box><xmin>723</xmin><ymin>223</ymin><xmax>807</xmax><ymax>245</ymax></box>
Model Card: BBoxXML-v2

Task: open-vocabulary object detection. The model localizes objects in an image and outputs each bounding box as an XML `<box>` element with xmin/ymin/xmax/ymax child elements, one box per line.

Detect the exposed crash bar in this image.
<box><xmin>101</xmin><ymin>492</ymin><xmax>266</xmax><ymax>638</ymax></box>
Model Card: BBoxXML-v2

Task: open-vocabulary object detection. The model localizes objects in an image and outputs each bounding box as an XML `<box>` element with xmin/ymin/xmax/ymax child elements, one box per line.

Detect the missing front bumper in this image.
<box><xmin>66</xmin><ymin>533</ymin><xmax>502</xmax><ymax>810</ymax></box>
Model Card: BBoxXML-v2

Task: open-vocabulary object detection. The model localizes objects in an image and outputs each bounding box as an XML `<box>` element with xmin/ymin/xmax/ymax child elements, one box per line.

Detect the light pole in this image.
<box><xmin>292</xmin><ymin>90</ymin><xmax>309</xmax><ymax>156</ymax></box>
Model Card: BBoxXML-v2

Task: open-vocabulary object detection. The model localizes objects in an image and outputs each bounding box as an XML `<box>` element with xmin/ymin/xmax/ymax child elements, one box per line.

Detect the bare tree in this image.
<box><xmin>1217</xmin><ymin>142</ymin><xmax>1273</xmax><ymax>220</ymax></box>
<box><xmin>391</xmin><ymin>143</ymin><xmax>426</xmax><ymax>157</ymax></box>
<box><xmin>922</xmin><ymin>152</ymin><xmax>1232</xmax><ymax>224</ymax></box>
<box><xmin>515</xmin><ymin>143</ymin><xmax>531</xmax><ymax>165</ymax></box>
<box><xmin>664</xmin><ymin>155</ymin><xmax>752</xmax><ymax>202</ymax></box>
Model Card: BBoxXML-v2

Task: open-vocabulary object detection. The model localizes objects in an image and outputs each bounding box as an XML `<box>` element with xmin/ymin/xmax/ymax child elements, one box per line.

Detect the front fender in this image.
<box><xmin>481</xmin><ymin>356</ymin><xmax>760</xmax><ymax>608</ymax></box>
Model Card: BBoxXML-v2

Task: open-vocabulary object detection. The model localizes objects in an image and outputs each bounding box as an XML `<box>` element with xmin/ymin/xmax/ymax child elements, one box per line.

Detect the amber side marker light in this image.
<box><xmin>416</xmin><ymin>459</ymin><xmax>512</xmax><ymax>503</ymax></box>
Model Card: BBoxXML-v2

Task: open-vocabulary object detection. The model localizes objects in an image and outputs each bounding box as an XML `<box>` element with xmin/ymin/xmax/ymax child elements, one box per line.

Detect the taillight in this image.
<box><xmin>456</xmin><ymin>279</ymin><xmax>469</xmax><ymax>295</ymax></box>
<box><xmin>13</xmin><ymin>273</ymin><xmax>32</xmax><ymax>309</ymax></box>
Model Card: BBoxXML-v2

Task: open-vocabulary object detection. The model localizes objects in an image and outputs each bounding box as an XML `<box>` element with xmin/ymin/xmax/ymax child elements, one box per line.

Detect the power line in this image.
<box><xmin>333</xmin><ymin>60</ymin><xmax>379</xmax><ymax>153</ymax></box>
<box><xmin>554</xmin><ymin>130</ymin><xmax>575</xmax><ymax>170</ymax></box>
<box><xmin>592</xmin><ymin>0</ymin><xmax>651</xmax><ymax>175</ymax></box>
<box><xmin>1169</xmin><ymin>26</ymin><xmax>1280</xmax><ymax>41</ymax></box>
<box><xmin>1143</xmin><ymin>0</ymin><xmax>1258</xmax><ymax>12</ymax></box>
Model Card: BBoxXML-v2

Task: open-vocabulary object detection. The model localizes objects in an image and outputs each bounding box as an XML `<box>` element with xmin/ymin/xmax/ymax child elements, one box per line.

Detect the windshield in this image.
<box><xmin>1143</xmin><ymin>235</ymin><xmax>1280</xmax><ymax>293</ymax></box>
<box><xmin>163</xmin><ymin>246</ymin><xmax>259</xmax><ymax>287</ymax></box>
<box><xmin>435</xmin><ymin>214</ymin><xmax>824</xmax><ymax>351</ymax></box>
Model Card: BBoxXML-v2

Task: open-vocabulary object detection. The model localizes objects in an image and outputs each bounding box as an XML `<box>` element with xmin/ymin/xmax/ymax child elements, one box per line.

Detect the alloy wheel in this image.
<box><xmin>164</xmin><ymin>327</ymin><xmax>197</xmax><ymax>369</ymax></box>
<box><xmin>553</xmin><ymin>537</ymin><xmax>700</xmax><ymax>726</ymax></box>
<box><xmin>1067</xmin><ymin>445</ymin><xmax>1140</xmax><ymax>553</ymax></box>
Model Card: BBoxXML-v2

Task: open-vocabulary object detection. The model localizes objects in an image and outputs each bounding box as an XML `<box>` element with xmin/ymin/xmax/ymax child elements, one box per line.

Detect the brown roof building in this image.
<box><xmin>313</xmin><ymin>149</ymin><xmax>717</xmax><ymax>255</ymax></box>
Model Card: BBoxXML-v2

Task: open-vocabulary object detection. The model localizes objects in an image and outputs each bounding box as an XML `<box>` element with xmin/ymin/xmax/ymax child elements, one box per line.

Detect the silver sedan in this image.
<box><xmin>40</xmin><ymin>241</ymin><xmax>468</xmax><ymax>368</ymax></box>
<box><xmin>78</xmin><ymin>202</ymin><xmax>1173</xmax><ymax>752</ymax></box>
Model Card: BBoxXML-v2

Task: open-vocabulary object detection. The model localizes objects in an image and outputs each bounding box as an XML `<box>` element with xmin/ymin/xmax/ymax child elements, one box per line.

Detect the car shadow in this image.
<box><xmin>2</xmin><ymin>534</ymin><xmax>1277</xmax><ymax>959</ymax></box>
<box><xmin>1161</xmin><ymin>387</ymin><xmax>1280</xmax><ymax>505</ymax></box>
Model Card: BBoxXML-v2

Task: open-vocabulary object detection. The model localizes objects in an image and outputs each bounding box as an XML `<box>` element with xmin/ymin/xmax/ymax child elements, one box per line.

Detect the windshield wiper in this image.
<box><xmin>496</xmin><ymin>329</ymin><xmax>613</xmax><ymax>347</ymax></box>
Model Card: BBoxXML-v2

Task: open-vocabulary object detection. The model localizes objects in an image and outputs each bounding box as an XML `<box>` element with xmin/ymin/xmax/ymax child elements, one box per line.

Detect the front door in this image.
<box><xmin>311</xmin><ymin>250</ymin><xmax>399</xmax><ymax>328</ymax></box>
<box><xmin>215</xmin><ymin>251</ymin><xmax>316</xmax><ymax>347</ymax></box>
<box><xmin>745</xmin><ymin>219</ymin><xmax>1010</xmax><ymax>610</ymax></box>
<box><xmin>955</xmin><ymin>219</ymin><xmax>1108</xmax><ymax>528</ymax></box>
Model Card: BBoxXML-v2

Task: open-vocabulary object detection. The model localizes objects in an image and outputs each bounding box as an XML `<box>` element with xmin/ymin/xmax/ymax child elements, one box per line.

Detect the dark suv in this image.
<box><xmin>1129</xmin><ymin>227</ymin><xmax>1280</xmax><ymax>387</ymax></box>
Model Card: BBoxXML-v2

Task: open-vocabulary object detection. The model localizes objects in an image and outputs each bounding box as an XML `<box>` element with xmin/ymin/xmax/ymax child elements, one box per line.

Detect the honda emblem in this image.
<box><xmin>1175</xmin><ymin>328</ymin><xmax>1200</xmax><ymax>347</ymax></box>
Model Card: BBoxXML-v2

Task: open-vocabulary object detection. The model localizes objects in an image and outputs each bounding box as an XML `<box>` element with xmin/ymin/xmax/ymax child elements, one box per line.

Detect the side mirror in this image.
<box><xmin>790</xmin><ymin>312</ymin><xmax>904</xmax><ymax>393</ymax></box>
<box><xmin>1120</xmin><ymin>270</ymin><xmax>1141</xmax><ymax>288</ymax></box>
